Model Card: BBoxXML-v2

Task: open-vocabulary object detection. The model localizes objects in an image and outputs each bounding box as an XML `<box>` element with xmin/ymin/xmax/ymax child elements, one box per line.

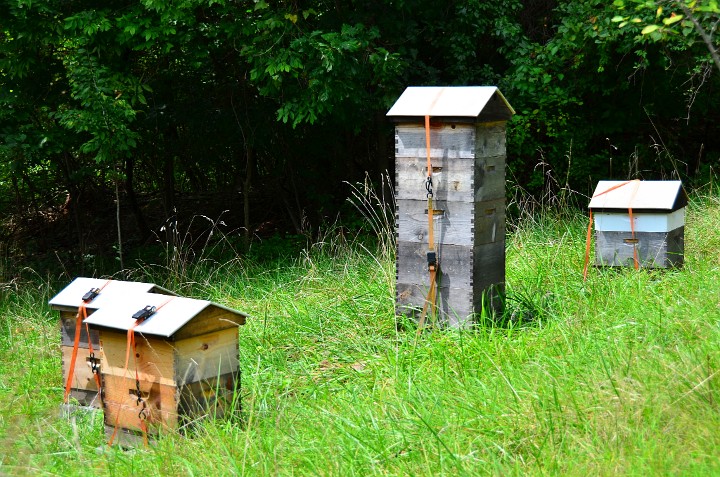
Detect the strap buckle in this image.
<box><xmin>82</xmin><ymin>287</ymin><xmax>101</xmax><ymax>303</ymax></box>
<box><xmin>427</xmin><ymin>251</ymin><xmax>438</xmax><ymax>271</ymax></box>
<box><xmin>132</xmin><ymin>305</ymin><xmax>157</xmax><ymax>321</ymax></box>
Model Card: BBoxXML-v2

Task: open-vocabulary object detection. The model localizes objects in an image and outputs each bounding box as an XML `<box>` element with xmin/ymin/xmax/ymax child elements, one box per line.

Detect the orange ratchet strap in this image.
<box><xmin>418</xmin><ymin>115</ymin><xmax>439</xmax><ymax>333</ymax></box>
<box><xmin>64</xmin><ymin>279</ymin><xmax>111</xmax><ymax>404</ymax></box>
<box><xmin>108</xmin><ymin>296</ymin><xmax>174</xmax><ymax>447</ymax></box>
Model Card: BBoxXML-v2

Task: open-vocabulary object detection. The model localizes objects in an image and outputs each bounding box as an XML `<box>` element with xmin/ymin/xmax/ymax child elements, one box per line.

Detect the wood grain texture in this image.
<box><xmin>61</xmin><ymin>346</ymin><xmax>100</xmax><ymax>404</ymax></box>
<box><xmin>395</xmin><ymin>123</ymin><xmax>476</xmax><ymax>159</ymax></box>
<box><xmin>178</xmin><ymin>371</ymin><xmax>240</xmax><ymax>423</ymax></box>
<box><xmin>100</xmin><ymin>331</ymin><xmax>176</xmax><ymax>386</ymax></box>
<box><xmin>395</xmin><ymin>198</ymin><xmax>504</xmax><ymax>248</ymax></box>
<box><xmin>474</xmin><ymin>155</ymin><xmax>506</xmax><ymax>202</ymax></box>
<box><xmin>172</xmin><ymin>306</ymin><xmax>246</xmax><ymax>341</ymax></box>
<box><xmin>396</xmin><ymin>281</ymin><xmax>474</xmax><ymax>328</ymax></box>
<box><xmin>174</xmin><ymin>328</ymin><xmax>239</xmax><ymax>385</ymax></box>
<box><xmin>394</xmin><ymin>155</ymin><xmax>505</xmax><ymax>203</ymax></box>
<box><xmin>475</xmin><ymin>122</ymin><xmax>507</xmax><ymax>158</ymax></box>
<box><xmin>396</xmin><ymin>241</ymin><xmax>505</xmax><ymax>325</ymax></box>
<box><xmin>102</xmin><ymin>374</ymin><xmax>178</xmax><ymax>433</ymax></box>
<box><xmin>595</xmin><ymin>226</ymin><xmax>684</xmax><ymax>268</ymax></box>
<box><xmin>395</xmin><ymin>156</ymin><xmax>475</xmax><ymax>202</ymax></box>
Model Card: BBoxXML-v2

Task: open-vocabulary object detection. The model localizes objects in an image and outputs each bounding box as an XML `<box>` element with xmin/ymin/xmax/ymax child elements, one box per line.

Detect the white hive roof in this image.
<box><xmin>82</xmin><ymin>292</ymin><xmax>247</xmax><ymax>338</ymax></box>
<box><xmin>386</xmin><ymin>86</ymin><xmax>514</xmax><ymax>118</ymax></box>
<box><xmin>588</xmin><ymin>180</ymin><xmax>687</xmax><ymax>211</ymax></box>
<box><xmin>49</xmin><ymin>277</ymin><xmax>175</xmax><ymax>311</ymax></box>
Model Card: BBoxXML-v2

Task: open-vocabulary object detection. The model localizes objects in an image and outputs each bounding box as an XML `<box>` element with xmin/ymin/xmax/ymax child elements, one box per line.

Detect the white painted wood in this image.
<box><xmin>589</xmin><ymin>180</ymin><xmax>684</xmax><ymax>210</ymax></box>
<box><xmin>83</xmin><ymin>293</ymin><xmax>247</xmax><ymax>338</ymax></box>
<box><xmin>387</xmin><ymin>86</ymin><xmax>515</xmax><ymax>118</ymax></box>
<box><xmin>594</xmin><ymin>208</ymin><xmax>685</xmax><ymax>233</ymax></box>
<box><xmin>49</xmin><ymin>277</ymin><xmax>175</xmax><ymax>310</ymax></box>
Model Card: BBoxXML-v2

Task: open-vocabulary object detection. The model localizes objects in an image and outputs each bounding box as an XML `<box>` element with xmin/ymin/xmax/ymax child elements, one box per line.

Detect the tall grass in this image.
<box><xmin>1</xmin><ymin>190</ymin><xmax>719</xmax><ymax>476</ymax></box>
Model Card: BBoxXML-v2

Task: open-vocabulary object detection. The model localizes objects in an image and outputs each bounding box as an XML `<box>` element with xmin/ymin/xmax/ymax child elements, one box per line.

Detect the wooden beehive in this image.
<box><xmin>49</xmin><ymin>278</ymin><xmax>176</xmax><ymax>408</ymax></box>
<box><xmin>387</xmin><ymin>86</ymin><xmax>514</xmax><ymax>327</ymax></box>
<box><xmin>589</xmin><ymin>180</ymin><xmax>687</xmax><ymax>268</ymax></box>
<box><xmin>82</xmin><ymin>292</ymin><xmax>248</xmax><ymax>445</ymax></box>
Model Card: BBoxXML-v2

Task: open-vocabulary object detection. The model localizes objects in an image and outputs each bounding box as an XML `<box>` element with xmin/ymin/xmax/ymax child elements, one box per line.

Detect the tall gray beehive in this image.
<box><xmin>387</xmin><ymin>86</ymin><xmax>514</xmax><ymax>327</ymax></box>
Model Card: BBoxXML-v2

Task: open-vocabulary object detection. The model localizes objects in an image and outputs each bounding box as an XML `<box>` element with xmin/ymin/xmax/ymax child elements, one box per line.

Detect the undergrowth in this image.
<box><xmin>1</xmin><ymin>189</ymin><xmax>719</xmax><ymax>476</ymax></box>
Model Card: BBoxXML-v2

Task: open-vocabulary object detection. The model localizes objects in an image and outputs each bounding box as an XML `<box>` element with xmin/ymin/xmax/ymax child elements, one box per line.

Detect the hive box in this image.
<box><xmin>82</xmin><ymin>292</ymin><xmax>248</xmax><ymax>445</ymax></box>
<box><xmin>589</xmin><ymin>180</ymin><xmax>687</xmax><ymax>268</ymax></box>
<box><xmin>49</xmin><ymin>278</ymin><xmax>175</xmax><ymax>407</ymax></box>
<box><xmin>387</xmin><ymin>86</ymin><xmax>514</xmax><ymax>327</ymax></box>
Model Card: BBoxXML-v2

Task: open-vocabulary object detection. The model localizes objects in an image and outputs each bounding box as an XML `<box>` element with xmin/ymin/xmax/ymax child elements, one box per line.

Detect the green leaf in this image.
<box><xmin>611</xmin><ymin>16</ymin><xmax>626</xmax><ymax>22</ymax></box>
<box><xmin>641</xmin><ymin>24</ymin><xmax>661</xmax><ymax>34</ymax></box>
<box><xmin>662</xmin><ymin>15</ymin><xmax>684</xmax><ymax>26</ymax></box>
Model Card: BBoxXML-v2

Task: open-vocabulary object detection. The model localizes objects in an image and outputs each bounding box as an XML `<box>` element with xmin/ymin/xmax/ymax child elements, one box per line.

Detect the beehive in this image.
<box><xmin>49</xmin><ymin>278</ymin><xmax>176</xmax><ymax>407</ymax></box>
<box><xmin>588</xmin><ymin>180</ymin><xmax>687</xmax><ymax>268</ymax></box>
<box><xmin>82</xmin><ymin>292</ymin><xmax>248</xmax><ymax>445</ymax></box>
<box><xmin>387</xmin><ymin>86</ymin><xmax>514</xmax><ymax>327</ymax></box>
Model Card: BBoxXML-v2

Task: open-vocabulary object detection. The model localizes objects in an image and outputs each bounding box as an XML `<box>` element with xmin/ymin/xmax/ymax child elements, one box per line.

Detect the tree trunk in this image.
<box><xmin>125</xmin><ymin>156</ymin><xmax>152</xmax><ymax>242</ymax></box>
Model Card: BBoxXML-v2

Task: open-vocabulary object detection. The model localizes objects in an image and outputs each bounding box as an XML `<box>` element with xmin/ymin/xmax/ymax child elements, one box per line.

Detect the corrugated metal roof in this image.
<box><xmin>82</xmin><ymin>292</ymin><xmax>246</xmax><ymax>338</ymax></box>
<box><xmin>588</xmin><ymin>180</ymin><xmax>686</xmax><ymax>211</ymax></box>
<box><xmin>49</xmin><ymin>277</ymin><xmax>175</xmax><ymax>310</ymax></box>
<box><xmin>386</xmin><ymin>86</ymin><xmax>515</xmax><ymax>118</ymax></box>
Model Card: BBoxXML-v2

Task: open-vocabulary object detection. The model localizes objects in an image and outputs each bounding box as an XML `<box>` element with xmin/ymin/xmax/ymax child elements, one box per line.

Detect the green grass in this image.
<box><xmin>1</xmin><ymin>192</ymin><xmax>720</xmax><ymax>476</ymax></box>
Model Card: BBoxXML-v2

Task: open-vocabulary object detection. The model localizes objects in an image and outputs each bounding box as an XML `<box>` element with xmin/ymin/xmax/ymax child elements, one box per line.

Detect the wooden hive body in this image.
<box><xmin>388</xmin><ymin>86</ymin><xmax>514</xmax><ymax>327</ymax></box>
<box><xmin>49</xmin><ymin>278</ymin><xmax>176</xmax><ymax>408</ymax></box>
<box><xmin>82</xmin><ymin>292</ymin><xmax>248</xmax><ymax>446</ymax></box>
<box><xmin>589</xmin><ymin>181</ymin><xmax>687</xmax><ymax>268</ymax></box>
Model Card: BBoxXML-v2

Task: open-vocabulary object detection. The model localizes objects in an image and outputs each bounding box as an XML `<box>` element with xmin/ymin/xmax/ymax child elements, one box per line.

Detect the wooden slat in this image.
<box><xmin>172</xmin><ymin>306</ymin><xmax>246</xmax><ymax>341</ymax></box>
<box><xmin>396</xmin><ymin>281</ymin><xmax>474</xmax><ymax>328</ymax></box>
<box><xmin>474</xmin><ymin>155</ymin><xmax>506</xmax><ymax>202</ymax></box>
<box><xmin>472</xmin><ymin>241</ymin><xmax>506</xmax><ymax>291</ymax></box>
<box><xmin>174</xmin><ymin>328</ymin><xmax>239</xmax><ymax>385</ymax></box>
<box><xmin>100</xmin><ymin>331</ymin><xmax>176</xmax><ymax>386</ymax></box>
<box><xmin>102</xmin><ymin>374</ymin><xmax>178</xmax><ymax>433</ymax></box>
<box><xmin>473</xmin><ymin>198</ymin><xmax>505</xmax><ymax>245</ymax></box>
<box><xmin>595</xmin><ymin>227</ymin><xmax>684</xmax><ymax>268</ymax></box>
<box><xmin>395</xmin><ymin>156</ymin><xmax>474</xmax><ymax>202</ymax></box>
<box><xmin>397</xmin><ymin>241</ymin><xmax>473</xmax><ymax>289</ymax></box>
<box><xmin>178</xmin><ymin>372</ymin><xmax>240</xmax><ymax>423</ymax></box>
<box><xmin>61</xmin><ymin>345</ymin><xmax>100</xmax><ymax>396</ymax></box>
<box><xmin>396</xmin><ymin>197</ymin><xmax>504</xmax><ymax>247</ymax></box>
<box><xmin>396</xmin><ymin>199</ymin><xmax>473</xmax><ymax>246</ymax></box>
<box><xmin>395</xmin><ymin>123</ymin><xmax>476</xmax><ymax>159</ymax></box>
<box><xmin>474</xmin><ymin>122</ymin><xmax>507</xmax><ymax>158</ymax></box>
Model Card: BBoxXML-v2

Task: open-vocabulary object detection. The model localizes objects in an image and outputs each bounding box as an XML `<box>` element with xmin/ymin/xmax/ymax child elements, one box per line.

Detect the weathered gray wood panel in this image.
<box><xmin>474</xmin><ymin>155</ymin><xmax>505</xmax><ymax>202</ymax></box>
<box><xmin>396</xmin><ymin>241</ymin><xmax>505</xmax><ymax>325</ymax></box>
<box><xmin>395</xmin><ymin>155</ymin><xmax>505</xmax><ymax>203</ymax></box>
<box><xmin>396</xmin><ymin>281</ymin><xmax>474</xmax><ymax>328</ymax></box>
<box><xmin>395</xmin><ymin>156</ymin><xmax>474</xmax><ymax>202</ymax></box>
<box><xmin>473</xmin><ymin>198</ymin><xmax>505</xmax><ymax>246</ymax></box>
<box><xmin>397</xmin><ymin>241</ymin><xmax>474</xmax><ymax>289</ymax></box>
<box><xmin>595</xmin><ymin>226</ymin><xmax>684</xmax><ymax>268</ymax></box>
<box><xmin>475</xmin><ymin>122</ymin><xmax>506</xmax><ymax>158</ymax></box>
<box><xmin>395</xmin><ymin>123</ymin><xmax>476</xmax><ymax>159</ymax></box>
<box><xmin>396</xmin><ymin>198</ymin><xmax>503</xmax><ymax>247</ymax></box>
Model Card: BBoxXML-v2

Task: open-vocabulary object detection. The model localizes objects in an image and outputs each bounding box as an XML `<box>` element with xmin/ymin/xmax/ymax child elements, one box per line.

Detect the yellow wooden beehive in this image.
<box><xmin>82</xmin><ymin>292</ymin><xmax>248</xmax><ymax>445</ymax></box>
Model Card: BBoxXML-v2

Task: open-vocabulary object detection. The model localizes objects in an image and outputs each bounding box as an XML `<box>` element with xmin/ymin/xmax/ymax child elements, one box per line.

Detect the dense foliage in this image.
<box><xmin>1</xmin><ymin>0</ymin><xmax>718</xmax><ymax>274</ymax></box>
